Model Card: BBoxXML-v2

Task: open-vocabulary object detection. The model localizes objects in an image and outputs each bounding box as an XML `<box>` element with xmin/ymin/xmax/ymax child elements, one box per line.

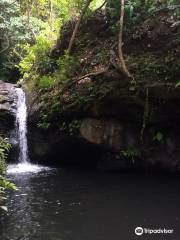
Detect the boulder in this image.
<box><xmin>80</xmin><ymin>118</ymin><xmax>137</xmax><ymax>150</ymax></box>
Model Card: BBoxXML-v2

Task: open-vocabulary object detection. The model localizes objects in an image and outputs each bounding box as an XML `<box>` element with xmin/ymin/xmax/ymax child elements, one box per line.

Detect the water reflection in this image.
<box><xmin>1</xmin><ymin>168</ymin><xmax>180</xmax><ymax>240</ymax></box>
<box><xmin>1</xmin><ymin>171</ymin><xmax>44</xmax><ymax>239</ymax></box>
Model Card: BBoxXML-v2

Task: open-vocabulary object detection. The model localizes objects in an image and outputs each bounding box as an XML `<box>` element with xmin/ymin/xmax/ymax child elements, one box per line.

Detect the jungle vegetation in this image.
<box><xmin>0</xmin><ymin>0</ymin><xmax>179</xmax><ymax>207</ymax></box>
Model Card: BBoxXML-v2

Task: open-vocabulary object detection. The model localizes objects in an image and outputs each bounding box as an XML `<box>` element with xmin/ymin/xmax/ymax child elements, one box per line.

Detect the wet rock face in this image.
<box><xmin>28</xmin><ymin>126</ymin><xmax>101</xmax><ymax>167</ymax></box>
<box><xmin>0</xmin><ymin>81</ymin><xmax>20</xmax><ymax>162</ymax></box>
<box><xmin>80</xmin><ymin>118</ymin><xmax>138</xmax><ymax>150</ymax></box>
<box><xmin>28</xmin><ymin>83</ymin><xmax>180</xmax><ymax>171</ymax></box>
<box><xmin>79</xmin><ymin>118</ymin><xmax>180</xmax><ymax>171</ymax></box>
<box><xmin>0</xmin><ymin>80</ymin><xmax>17</xmax><ymax>134</ymax></box>
<box><xmin>0</xmin><ymin>80</ymin><xmax>17</xmax><ymax>111</ymax></box>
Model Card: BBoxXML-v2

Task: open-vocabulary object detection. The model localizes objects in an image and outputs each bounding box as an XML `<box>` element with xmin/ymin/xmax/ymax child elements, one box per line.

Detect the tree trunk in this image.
<box><xmin>67</xmin><ymin>0</ymin><xmax>93</xmax><ymax>55</ymax></box>
<box><xmin>118</xmin><ymin>0</ymin><xmax>132</xmax><ymax>79</ymax></box>
<box><xmin>0</xmin><ymin>35</ymin><xmax>9</xmax><ymax>54</ymax></box>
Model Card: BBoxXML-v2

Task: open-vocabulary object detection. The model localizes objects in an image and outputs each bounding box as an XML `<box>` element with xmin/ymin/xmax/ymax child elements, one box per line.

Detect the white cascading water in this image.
<box><xmin>7</xmin><ymin>88</ymin><xmax>50</xmax><ymax>174</ymax></box>
<box><xmin>16</xmin><ymin>88</ymin><xmax>29</xmax><ymax>163</ymax></box>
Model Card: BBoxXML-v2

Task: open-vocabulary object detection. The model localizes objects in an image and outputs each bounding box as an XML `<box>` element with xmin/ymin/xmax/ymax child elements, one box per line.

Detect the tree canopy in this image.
<box><xmin>0</xmin><ymin>0</ymin><xmax>179</xmax><ymax>81</ymax></box>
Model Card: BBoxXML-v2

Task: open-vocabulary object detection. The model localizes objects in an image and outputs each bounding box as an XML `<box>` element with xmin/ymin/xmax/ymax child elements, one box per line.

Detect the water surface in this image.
<box><xmin>1</xmin><ymin>167</ymin><xmax>180</xmax><ymax>239</ymax></box>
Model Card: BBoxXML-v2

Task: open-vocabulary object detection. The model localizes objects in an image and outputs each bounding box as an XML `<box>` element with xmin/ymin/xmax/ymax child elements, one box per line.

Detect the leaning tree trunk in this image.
<box><xmin>0</xmin><ymin>16</ymin><xmax>9</xmax><ymax>54</ymax></box>
<box><xmin>118</xmin><ymin>0</ymin><xmax>132</xmax><ymax>79</ymax></box>
<box><xmin>0</xmin><ymin>34</ymin><xmax>9</xmax><ymax>54</ymax></box>
<box><xmin>67</xmin><ymin>0</ymin><xmax>93</xmax><ymax>55</ymax></box>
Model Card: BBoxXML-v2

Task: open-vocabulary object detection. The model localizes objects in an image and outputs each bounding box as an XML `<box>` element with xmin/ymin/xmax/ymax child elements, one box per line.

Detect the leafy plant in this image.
<box><xmin>0</xmin><ymin>137</ymin><xmax>11</xmax><ymax>174</ymax></box>
<box><xmin>54</xmin><ymin>54</ymin><xmax>80</xmax><ymax>84</ymax></box>
<box><xmin>38</xmin><ymin>75</ymin><xmax>55</xmax><ymax>88</ymax></box>
<box><xmin>18</xmin><ymin>35</ymin><xmax>54</xmax><ymax>75</ymax></box>
<box><xmin>121</xmin><ymin>147</ymin><xmax>141</xmax><ymax>163</ymax></box>
<box><xmin>153</xmin><ymin>131</ymin><xmax>164</xmax><ymax>142</ymax></box>
<box><xmin>0</xmin><ymin>137</ymin><xmax>17</xmax><ymax>212</ymax></box>
<box><xmin>175</xmin><ymin>81</ymin><xmax>180</xmax><ymax>88</ymax></box>
<box><xmin>59</xmin><ymin>120</ymin><xmax>81</xmax><ymax>135</ymax></box>
<box><xmin>37</xmin><ymin>114</ymin><xmax>50</xmax><ymax>129</ymax></box>
<box><xmin>0</xmin><ymin>0</ymin><xmax>48</xmax><ymax>79</ymax></box>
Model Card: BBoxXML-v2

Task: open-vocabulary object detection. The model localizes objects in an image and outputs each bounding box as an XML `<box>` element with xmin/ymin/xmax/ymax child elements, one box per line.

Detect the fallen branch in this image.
<box><xmin>61</xmin><ymin>66</ymin><xmax>109</xmax><ymax>93</ymax></box>
<box><xmin>74</xmin><ymin>66</ymin><xmax>109</xmax><ymax>81</ymax></box>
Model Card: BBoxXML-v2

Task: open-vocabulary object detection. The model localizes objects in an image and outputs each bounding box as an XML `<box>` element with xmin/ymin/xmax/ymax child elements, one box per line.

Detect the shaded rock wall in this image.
<box><xmin>0</xmin><ymin>80</ymin><xmax>18</xmax><ymax>162</ymax></box>
<box><xmin>26</xmin><ymin>8</ymin><xmax>180</xmax><ymax>171</ymax></box>
<box><xmin>27</xmin><ymin>82</ymin><xmax>180</xmax><ymax>171</ymax></box>
<box><xmin>28</xmin><ymin>126</ymin><xmax>101</xmax><ymax>167</ymax></box>
<box><xmin>0</xmin><ymin>80</ymin><xmax>17</xmax><ymax>135</ymax></box>
<box><xmin>80</xmin><ymin>117</ymin><xmax>180</xmax><ymax>171</ymax></box>
<box><xmin>80</xmin><ymin>118</ymin><xmax>136</xmax><ymax>150</ymax></box>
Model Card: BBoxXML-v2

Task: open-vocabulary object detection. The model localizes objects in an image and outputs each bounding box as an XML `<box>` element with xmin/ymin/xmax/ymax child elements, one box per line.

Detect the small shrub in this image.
<box><xmin>38</xmin><ymin>75</ymin><xmax>55</xmax><ymax>88</ymax></box>
<box><xmin>37</xmin><ymin>114</ymin><xmax>50</xmax><ymax>129</ymax></box>
<box><xmin>59</xmin><ymin>120</ymin><xmax>81</xmax><ymax>135</ymax></box>
<box><xmin>54</xmin><ymin>54</ymin><xmax>80</xmax><ymax>84</ymax></box>
<box><xmin>153</xmin><ymin>131</ymin><xmax>164</xmax><ymax>142</ymax></box>
<box><xmin>0</xmin><ymin>137</ymin><xmax>17</xmax><ymax>212</ymax></box>
<box><xmin>19</xmin><ymin>35</ymin><xmax>53</xmax><ymax>73</ymax></box>
<box><xmin>121</xmin><ymin>147</ymin><xmax>141</xmax><ymax>163</ymax></box>
<box><xmin>0</xmin><ymin>137</ymin><xmax>11</xmax><ymax>175</ymax></box>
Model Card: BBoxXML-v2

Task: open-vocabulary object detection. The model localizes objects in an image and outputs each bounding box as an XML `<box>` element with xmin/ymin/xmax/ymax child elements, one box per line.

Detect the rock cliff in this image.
<box><xmin>0</xmin><ymin>81</ymin><xmax>17</xmax><ymax>135</ymax></box>
<box><xmin>0</xmin><ymin>81</ymin><xmax>19</xmax><ymax>161</ymax></box>
<box><xmin>26</xmin><ymin>7</ymin><xmax>180</xmax><ymax>171</ymax></box>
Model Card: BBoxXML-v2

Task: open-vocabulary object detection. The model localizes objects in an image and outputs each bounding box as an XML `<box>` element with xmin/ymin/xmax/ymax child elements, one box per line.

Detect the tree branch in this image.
<box><xmin>73</xmin><ymin>66</ymin><xmax>109</xmax><ymax>81</ymax></box>
<box><xmin>94</xmin><ymin>0</ymin><xmax>107</xmax><ymax>14</ymax></box>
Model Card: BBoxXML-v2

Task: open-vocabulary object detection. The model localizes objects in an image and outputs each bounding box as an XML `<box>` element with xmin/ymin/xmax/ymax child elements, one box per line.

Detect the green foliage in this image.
<box><xmin>59</xmin><ymin>120</ymin><xmax>81</xmax><ymax>135</ymax></box>
<box><xmin>17</xmin><ymin>0</ymin><xmax>104</xmax><ymax>87</ymax></box>
<box><xmin>175</xmin><ymin>81</ymin><xmax>180</xmax><ymax>88</ymax></box>
<box><xmin>0</xmin><ymin>0</ymin><xmax>86</xmax><ymax>79</ymax></box>
<box><xmin>56</xmin><ymin>0</ymin><xmax>103</xmax><ymax>20</ymax></box>
<box><xmin>106</xmin><ymin>0</ymin><xmax>177</xmax><ymax>25</ymax></box>
<box><xmin>0</xmin><ymin>176</ymin><xmax>17</xmax><ymax>212</ymax></box>
<box><xmin>18</xmin><ymin>35</ymin><xmax>54</xmax><ymax>75</ymax></box>
<box><xmin>106</xmin><ymin>0</ymin><xmax>149</xmax><ymax>21</ymax></box>
<box><xmin>38</xmin><ymin>112</ymin><xmax>81</xmax><ymax>135</ymax></box>
<box><xmin>19</xmin><ymin>48</ymin><xmax>79</xmax><ymax>90</ymax></box>
<box><xmin>0</xmin><ymin>137</ymin><xmax>11</xmax><ymax>175</ymax></box>
<box><xmin>0</xmin><ymin>177</ymin><xmax>17</xmax><ymax>190</ymax></box>
<box><xmin>38</xmin><ymin>75</ymin><xmax>55</xmax><ymax>88</ymax></box>
<box><xmin>0</xmin><ymin>0</ymin><xmax>48</xmax><ymax>78</ymax></box>
<box><xmin>121</xmin><ymin>147</ymin><xmax>141</xmax><ymax>162</ymax></box>
<box><xmin>107</xmin><ymin>0</ymin><xmax>157</xmax><ymax>35</ymax></box>
<box><xmin>0</xmin><ymin>137</ymin><xmax>17</xmax><ymax>212</ymax></box>
<box><xmin>54</xmin><ymin>54</ymin><xmax>79</xmax><ymax>84</ymax></box>
<box><xmin>131</xmin><ymin>53</ymin><xmax>180</xmax><ymax>83</ymax></box>
<box><xmin>18</xmin><ymin>34</ymin><xmax>56</xmax><ymax>89</ymax></box>
<box><xmin>153</xmin><ymin>131</ymin><xmax>164</xmax><ymax>142</ymax></box>
<box><xmin>37</xmin><ymin>114</ymin><xmax>50</xmax><ymax>129</ymax></box>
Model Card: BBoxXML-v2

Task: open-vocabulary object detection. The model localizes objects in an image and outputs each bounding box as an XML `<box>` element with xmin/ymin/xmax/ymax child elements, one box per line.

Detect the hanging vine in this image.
<box><xmin>140</xmin><ymin>87</ymin><xmax>149</xmax><ymax>143</ymax></box>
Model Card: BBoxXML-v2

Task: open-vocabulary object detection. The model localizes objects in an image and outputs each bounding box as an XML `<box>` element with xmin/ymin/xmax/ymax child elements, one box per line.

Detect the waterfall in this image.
<box><xmin>15</xmin><ymin>88</ymin><xmax>29</xmax><ymax>163</ymax></box>
<box><xmin>7</xmin><ymin>87</ymin><xmax>49</xmax><ymax>173</ymax></box>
